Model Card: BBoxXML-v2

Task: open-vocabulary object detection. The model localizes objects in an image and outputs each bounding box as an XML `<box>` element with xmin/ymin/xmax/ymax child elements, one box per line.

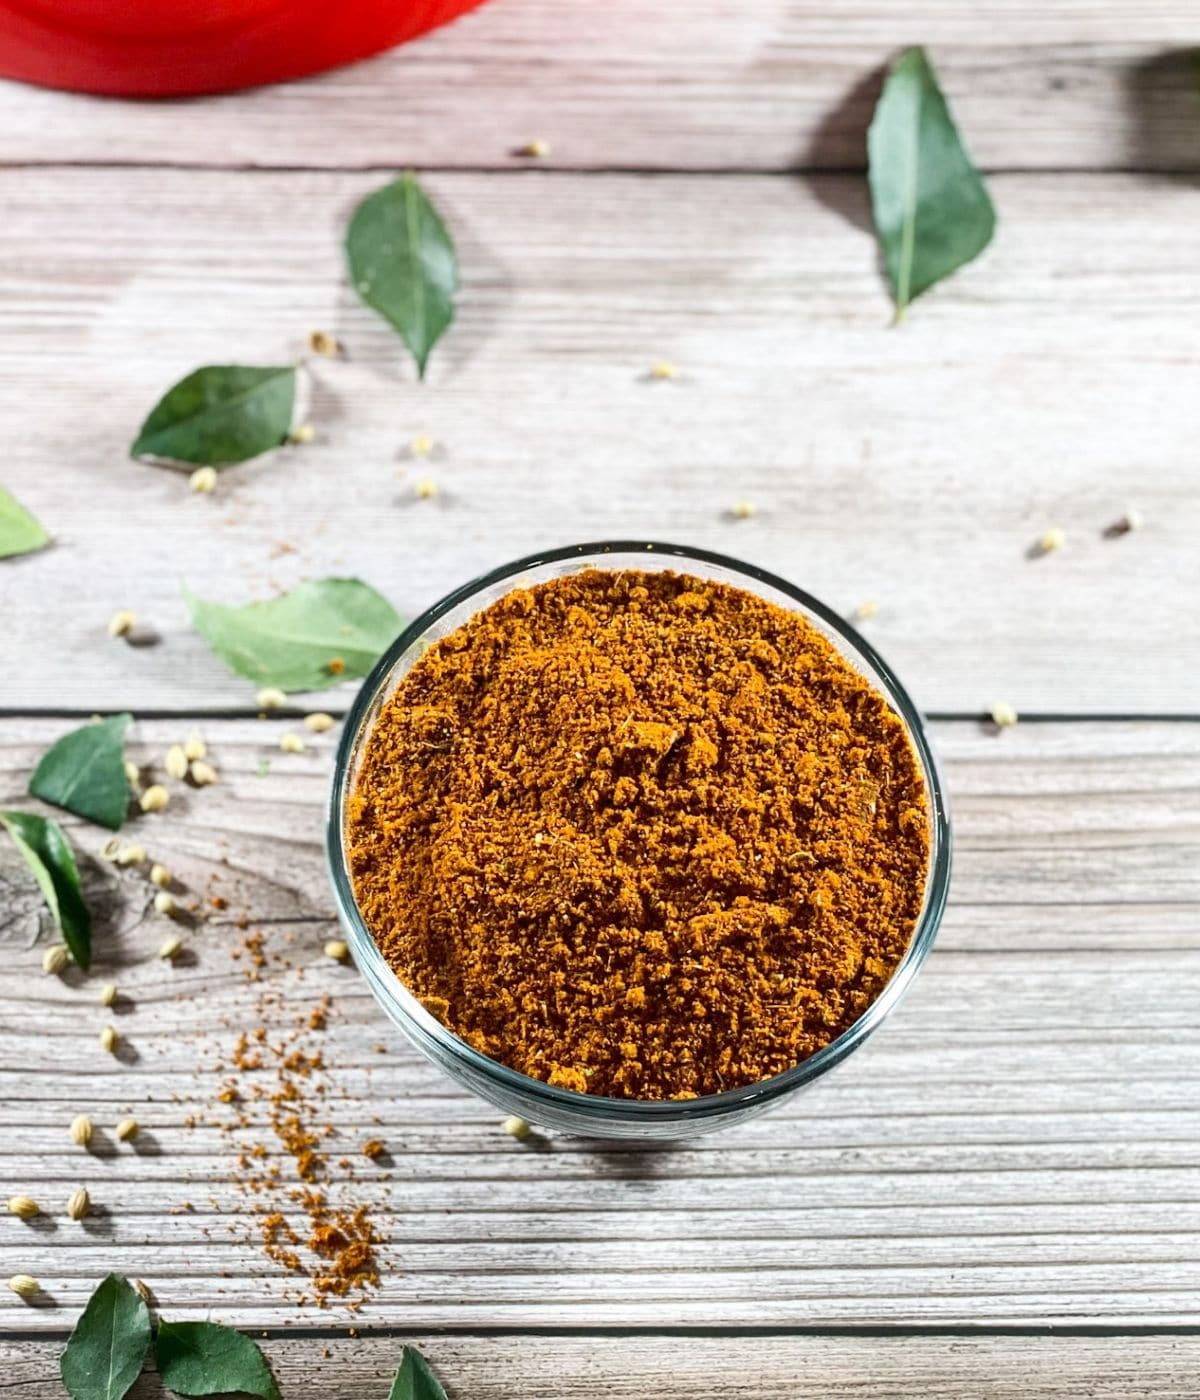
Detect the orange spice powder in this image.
<box><xmin>347</xmin><ymin>567</ymin><xmax>931</xmax><ymax>1100</ymax></box>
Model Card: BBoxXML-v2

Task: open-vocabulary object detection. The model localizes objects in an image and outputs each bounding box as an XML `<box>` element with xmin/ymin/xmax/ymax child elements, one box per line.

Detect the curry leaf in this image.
<box><xmin>131</xmin><ymin>365</ymin><xmax>296</xmax><ymax>466</ymax></box>
<box><xmin>154</xmin><ymin>1320</ymin><xmax>279</xmax><ymax>1400</ymax></box>
<box><xmin>1</xmin><ymin>810</ymin><xmax>91</xmax><ymax>969</ymax></box>
<box><xmin>60</xmin><ymin>1274</ymin><xmax>151</xmax><ymax>1400</ymax></box>
<box><xmin>30</xmin><ymin>714</ymin><xmax>132</xmax><ymax>831</ymax></box>
<box><xmin>184</xmin><ymin>578</ymin><xmax>402</xmax><ymax>692</ymax></box>
<box><xmin>0</xmin><ymin>485</ymin><xmax>50</xmax><ymax>559</ymax></box>
<box><xmin>346</xmin><ymin>174</ymin><xmax>458</xmax><ymax>378</ymax></box>
<box><xmin>867</xmin><ymin>47</ymin><xmax>996</xmax><ymax>318</ymax></box>
<box><xmin>387</xmin><ymin>1346</ymin><xmax>448</xmax><ymax>1400</ymax></box>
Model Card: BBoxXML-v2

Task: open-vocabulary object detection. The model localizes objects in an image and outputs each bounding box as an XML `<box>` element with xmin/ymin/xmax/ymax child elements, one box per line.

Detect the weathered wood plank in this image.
<box><xmin>1</xmin><ymin>2</ymin><xmax>1198</xmax><ymax>172</ymax></box>
<box><xmin>5</xmin><ymin>1332</ymin><xmax>1199</xmax><ymax>1399</ymax></box>
<box><xmin>1</xmin><ymin>720</ymin><xmax>1198</xmax><ymax>1329</ymax></box>
<box><xmin>2</xmin><ymin>169</ymin><xmax>1197</xmax><ymax>714</ymax></box>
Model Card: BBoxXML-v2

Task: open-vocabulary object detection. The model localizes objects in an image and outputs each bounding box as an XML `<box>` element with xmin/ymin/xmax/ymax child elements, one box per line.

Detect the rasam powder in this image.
<box><xmin>347</xmin><ymin>568</ymin><xmax>930</xmax><ymax>1100</ymax></box>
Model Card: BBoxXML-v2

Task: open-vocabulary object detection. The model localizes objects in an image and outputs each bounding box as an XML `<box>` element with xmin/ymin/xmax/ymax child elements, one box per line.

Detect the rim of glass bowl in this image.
<box><xmin>327</xmin><ymin>540</ymin><xmax>952</xmax><ymax>1128</ymax></box>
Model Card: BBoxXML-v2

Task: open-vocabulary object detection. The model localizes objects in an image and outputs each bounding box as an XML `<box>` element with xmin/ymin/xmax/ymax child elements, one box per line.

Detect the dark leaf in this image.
<box><xmin>30</xmin><ymin>713</ymin><xmax>132</xmax><ymax>831</ymax></box>
<box><xmin>867</xmin><ymin>47</ymin><xmax>996</xmax><ymax>318</ymax></box>
<box><xmin>184</xmin><ymin>577</ymin><xmax>402</xmax><ymax>692</ymax></box>
<box><xmin>0</xmin><ymin>485</ymin><xmax>50</xmax><ymax>559</ymax></box>
<box><xmin>60</xmin><ymin>1274</ymin><xmax>152</xmax><ymax>1400</ymax></box>
<box><xmin>131</xmin><ymin>365</ymin><xmax>296</xmax><ymax>466</ymax></box>
<box><xmin>155</xmin><ymin>1321</ymin><xmax>279</xmax><ymax>1400</ymax></box>
<box><xmin>346</xmin><ymin>174</ymin><xmax>458</xmax><ymax>378</ymax></box>
<box><xmin>387</xmin><ymin>1346</ymin><xmax>448</xmax><ymax>1400</ymax></box>
<box><xmin>1</xmin><ymin>809</ymin><xmax>91</xmax><ymax>969</ymax></box>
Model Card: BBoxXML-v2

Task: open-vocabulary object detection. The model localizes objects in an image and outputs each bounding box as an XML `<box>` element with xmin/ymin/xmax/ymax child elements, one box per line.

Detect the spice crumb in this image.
<box><xmin>304</xmin><ymin>713</ymin><xmax>335</xmax><ymax>734</ymax></box>
<box><xmin>115</xmin><ymin>1117</ymin><xmax>139</xmax><ymax>1142</ymax></box>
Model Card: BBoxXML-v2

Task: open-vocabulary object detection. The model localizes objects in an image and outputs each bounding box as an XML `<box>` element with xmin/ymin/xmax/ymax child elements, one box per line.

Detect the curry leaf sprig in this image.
<box><xmin>346</xmin><ymin>173</ymin><xmax>459</xmax><ymax>378</ymax></box>
<box><xmin>867</xmin><ymin>46</ymin><xmax>996</xmax><ymax>319</ymax></box>
<box><xmin>131</xmin><ymin>365</ymin><xmax>298</xmax><ymax>468</ymax></box>
<box><xmin>185</xmin><ymin>577</ymin><xmax>402</xmax><ymax>693</ymax></box>
<box><xmin>58</xmin><ymin>1276</ymin><xmax>448</xmax><ymax>1400</ymax></box>
<box><xmin>0</xmin><ymin>810</ymin><xmax>91</xmax><ymax>969</ymax></box>
<box><xmin>29</xmin><ymin>713</ymin><xmax>133</xmax><ymax>831</ymax></box>
<box><xmin>0</xmin><ymin>485</ymin><xmax>50</xmax><ymax>560</ymax></box>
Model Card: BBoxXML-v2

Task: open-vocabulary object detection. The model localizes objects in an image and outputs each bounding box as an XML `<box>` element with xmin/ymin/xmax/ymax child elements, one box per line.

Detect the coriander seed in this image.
<box><xmin>115</xmin><ymin>1117</ymin><xmax>139</xmax><ymax>1142</ymax></box>
<box><xmin>99</xmin><ymin>983</ymin><xmax>118</xmax><ymax>1007</ymax></box>
<box><xmin>115</xmin><ymin>842</ymin><xmax>146</xmax><ymax>866</ymax></box>
<box><xmin>190</xmin><ymin>760</ymin><xmax>218</xmax><ymax>786</ymax></box>
<box><xmin>304</xmin><ymin>712</ymin><xmax>335</xmax><ymax>733</ymax></box>
<box><xmin>165</xmin><ymin>745</ymin><xmax>189</xmax><ymax>780</ymax></box>
<box><xmin>66</xmin><ymin>1187</ymin><xmax>90</xmax><ymax>1222</ymax></box>
<box><xmin>189</xmin><ymin>466</ymin><xmax>218</xmax><ymax>493</ymax></box>
<box><xmin>991</xmin><ymin>701</ymin><xmax>1019</xmax><ymax>728</ymax></box>
<box><xmin>41</xmin><ymin>944</ymin><xmax>69</xmax><ymax>975</ymax></box>
<box><xmin>158</xmin><ymin>934</ymin><xmax>183</xmax><ymax>959</ymax></box>
<box><xmin>280</xmin><ymin>732</ymin><xmax>306</xmax><ymax>754</ymax></box>
<box><xmin>184</xmin><ymin>731</ymin><xmax>207</xmax><ymax>762</ymax></box>
<box><xmin>6</xmin><ymin>1196</ymin><xmax>40</xmax><ymax>1219</ymax></box>
<box><xmin>99</xmin><ymin>1025</ymin><xmax>119</xmax><ymax>1053</ymax></box>
<box><xmin>150</xmin><ymin>863</ymin><xmax>172</xmax><ymax>889</ymax></box>
<box><xmin>70</xmin><ymin>1114</ymin><xmax>93</xmax><ymax>1146</ymax></box>
<box><xmin>154</xmin><ymin>891</ymin><xmax>178</xmax><ymax>918</ymax></box>
<box><xmin>257</xmin><ymin>687</ymin><xmax>287</xmax><ymax>711</ymax></box>
<box><xmin>502</xmin><ymin>1115</ymin><xmax>531</xmax><ymax>1140</ymax></box>
<box><xmin>107</xmin><ymin>609</ymin><xmax>136</xmax><ymax>638</ymax></box>
<box><xmin>7</xmin><ymin>1275</ymin><xmax>39</xmax><ymax>1299</ymax></box>
<box><xmin>140</xmin><ymin>785</ymin><xmax>169</xmax><ymax>813</ymax></box>
<box><xmin>324</xmin><ymin>939</ymin><xmax>349</xmax><ymax>962</ymax></box>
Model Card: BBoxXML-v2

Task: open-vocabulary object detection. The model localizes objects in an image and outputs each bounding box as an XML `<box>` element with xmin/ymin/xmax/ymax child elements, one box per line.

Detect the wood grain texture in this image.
<box><xmin>3</xmin><ymin>1333</ymin><xmax>1200</xmax><ymax>1399</ymax></box>
<box><xmin>1</xmin><ymin>719</ymin><xmax>1197</xmax><ymax>1331</ymax></box>
<box><xmin>3</xmin><ymin>168</ymin><xmax>1197</xmax><ymax>715</ymax></box>
<box><xmin>0</xmin><ymin>2</ymin><xmax>1198</xmax><ymax>173</ymax></box>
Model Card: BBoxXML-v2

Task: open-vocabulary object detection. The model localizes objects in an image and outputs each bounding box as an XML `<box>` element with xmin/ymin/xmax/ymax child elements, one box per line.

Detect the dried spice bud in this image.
<box><xmin>303</xmin><ymin>713</ymin><xmax>335</xmax><ymax>733</ymax></box>
<box><xmin>190</xmin><ymin>760</ymin><xmax>218</xmax><ymax>786</ymax></box>
<box><xmin>6</xmin><ymin>1196</ymin><xmax>40</xmax><ymax>1219</ymax></box>
<box><xmin>323</xmin><ymin>939</ymin><xmax>349</xmax><ymax>962</ymax></box>
<box><xmin>257</xmin><ymin>687</ymin><xmax>287</xmax><ymax>711</ymax></box>
<box><xmin>190</xmin><ymin>465</ymin><xmax>218</xmax><ymax>494</ymax></box>
<box><xmin>42</xmin><ymin>944</ymin><xmax>70</xmax><ymax>975</ymax></box>
<box><xmin>165</xmin><ymin>745</ymin><xmax>189</xmax><ymax>780</ymax></box>
<box><xmin>66</xmin><ymin>1187</ymin><xmax>90</xmax><ymax>1221</ymax></box>
<box><xmin>502</xmin><ymin>1116</ymin><xmax>531</xmax><ymax>1140</ymax></box>
<box><xmin>184</xmin><ymin>732</ymin><xmax>207</xmax><ymax>762</ymax></box>
<box><xmin>99</xmin><ymin>1026</ymin><xmax>119</xmax><ymax>1053</ymax></box>
<box><xmin>139</xmin><ymin>785</ymin><xmax>169</xmax><ymax>813</ymax></box>
<box><xmin>279</xmin><ymin>733</ymin><xmax>306</xmax><ymax>754</ymax></box>
<box><xmin>7</xmin><ymin>1275</ymin><xmax>39</xmax><ymax>1298</ymax></box>
<box><xmin>70</xmin><ymin>1114</ymin><xmax>93</xmax><ymax>1146</ymax></box>
<box><xmin>107</xmin><ymin>610</ymin><xmax>136</xmax><ymax>638</ymax></box>
<box><xmin>115</xmin><ymin>1117</ymin><xmax>139</xmax><ymax>1142</ymax></box>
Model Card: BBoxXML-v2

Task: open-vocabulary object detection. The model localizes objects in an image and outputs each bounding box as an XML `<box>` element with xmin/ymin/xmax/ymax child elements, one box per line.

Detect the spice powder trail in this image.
<box><xmin>348</xmin><ymin>568</ymin><xmax>931</xmax><ymax>1100</ymax></box>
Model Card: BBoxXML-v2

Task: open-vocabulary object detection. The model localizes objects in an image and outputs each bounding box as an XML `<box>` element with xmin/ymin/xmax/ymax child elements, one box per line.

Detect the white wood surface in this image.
<box><xmin>1</xmin><ymin>1</ymin><xmax>1199</xmax><ymax>172</ymax></box>
<box><xmin>1</xmin><ymin>720</ymin><xmax>1198</xmax><ymax>1335</ymax></box>
<box><xmin>3</xmin><ymin>168</ymin><xmax>1198</xmax><ymax>715</ymax></box>
<box><xmin>4</xmin><ymin>1333</ymin><xmax>1200</xmax><ymax>1399</ymax></box>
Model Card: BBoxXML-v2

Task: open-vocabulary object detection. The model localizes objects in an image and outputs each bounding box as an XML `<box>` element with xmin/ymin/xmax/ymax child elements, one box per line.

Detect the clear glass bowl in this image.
<box><xmin>327</xmin><ymin>542</ymin><xmax>952</xmax><ymax>1138</ymax></box>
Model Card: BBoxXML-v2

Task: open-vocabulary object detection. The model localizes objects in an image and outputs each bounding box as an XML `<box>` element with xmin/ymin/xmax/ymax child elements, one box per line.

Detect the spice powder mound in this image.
<box><xmin>347</xmin><ymin>568</ymin><xmax>931</xmax><ymax>1100</ymax></box>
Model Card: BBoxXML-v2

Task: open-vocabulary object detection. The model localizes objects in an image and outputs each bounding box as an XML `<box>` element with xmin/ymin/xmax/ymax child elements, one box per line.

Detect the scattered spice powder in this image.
<box><xmin>347</xmin><ymin>567</ymin><xmax>930</xmax><ymax>1100</ymax></box>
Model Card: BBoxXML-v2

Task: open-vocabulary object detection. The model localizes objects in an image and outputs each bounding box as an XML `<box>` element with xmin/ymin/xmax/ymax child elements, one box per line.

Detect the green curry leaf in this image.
<box><xmin>59</xmin><ymin>1274</ymin><xmax>151</xmax><ymax>1400</ymax></box>
<box><xmin>867</xmin><ymin>47</ymin><xmax>996</xmax><ymax>318</ymax></box>
<box><xmin>30</xmin><ymin>714</ymin><xmax>132</xmax><ymax>832</ymax></box>
<box><xmin>1</xmin><ymin>809</ymin><xmax>91</xmax><ymax>969</ymax></box>
<box><xmin>346</xmin><ymin>174</ymin><xmax>458</xmax><ymax>378</ymax></box>
<box><xmin>154</xmin><ymin>1320</ymin><xmax>279</xmax><ymax>1400</ymax></box>
<box><xmin>184</xmin><ymin>577</ymin><xmax>402</xmax><ymax>692</ymax></box>
<box><xmin>131</xmin><ymin>365</ymin><xmax>296</xmax><ymax>466</ymax></box>
<box><xmin>387</xmin><ymin>1346</ymin><xmax>448</xmax><ymax>1400</ymax></box>
<box><xmin>0</xmin><ymin>485</ymin><xmax>50</xmax><ymax>559</ymax></box>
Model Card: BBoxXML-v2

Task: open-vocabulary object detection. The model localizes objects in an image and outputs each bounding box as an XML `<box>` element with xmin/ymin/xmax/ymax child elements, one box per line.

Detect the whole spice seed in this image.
<box><xmin>107</xmin><ymin>610</ymin><xmax>136</xmax><ymax>638</ymax></box>
<box><xmin>190</xmin><ymin>465</ymin><xmax>218</xmax><ymax>494</ymax></box>
<box><xmin>853</xmin><ymin>600</ymin><xmax>880</xmax><ymax>622</ymax></box>
<box><xmin>323</xmin><ymin>940</ymin><xmax>349</xmax><ymax>963</ymax></box>
<box><xmin>184</xmin><ymin>731</ymin><xmax>207</xmax><ymax>762</ymax></box>
<box><xmin>154</xmin><ymin>891</ymin><xmax>179</xmax><ymax>918</ymax></box>
<box><xmin>518</xmin><ymin>137</ymin><xmax>551</xmax><ymax>158</ymax></box>
<box><xmin>70</xmin><ymin>1113</ymin><xmax>93</xmax><ymax>1146</ymax></box>
<box><xmin>308</xmin><ymin>329</ymin><xmax>343</xmax><ymax>357</ymax></box>
<box><xmin>165</xmin><ymin>745</ymin><xmax>189</xmax><ymax>780</ymax></box>
<box><xmin>99</xmin><ymin>1026</ymin><xmax>119</xmax><ymax>1053</ymax></box>
<box><xmin>100</xmin><ymin>836</ymin><xmax>123</xmax><ymax>861</ymax></box>
<box><xmin>99</xmin><ymin>983</ymin><xmax>118</xmax><ymax>1006</ymax></box>
<box><xmin>289</xmin><ymin>423</ymin><xmax>316</xmax><ymax>445</ymax></box>
<box><xmin>409</xmin><ymin>433</ymin><xmax>434</xmax><ymax>457</ymax></box>
<box><xmin>257</xmin><ymin>687</ymin><xmax>288</xmax><ymax>711</ymax></box>
<box><xmin>347</xmin><ymin>568</ymin><xmax>931</xmax><ymax>1101</ymax></box>
<box><xmin>991</xmin><ymin>701</ymin><xmax>1019</xmax><ymax>728</ymax></box>
<box><xmin>190</xmin><ymin>759</ymin><xmax>218</xmax><ymax>786</ymax></box>
<box><xmin>6</xmin><ymin>1196</ymin><xmax>40</xmax><ymax>1219</ymax></box>
<box><xmin>66</xmin><ymin>1187</ymin><xmax>90</xmax><ymax>1221</ymax></box>
<box><xmin>731</xmin><ymin>500</ymin><xmax>757</xmax><ymax>519</ymax></box>
<box><xmin>115</xmin><ymin>843</ymin><xmax>146</xmax><ymax>866</ymax></box>
<box><xmin>123</xmin><ymin>760</ymin><xmax>141</xmax><ymax>786</ymax></box>
<box><xmin>502</xmin><ymin>1116</ymin><xmax>531</xmax><ymax>1140</ymax></box>
<box><xmin>304</xmin><ymin>713</ymin><xmax>335</xmax><ymax>733</ymax></box>
<box><xmin>280</xmin><ymin>733</ymin><xmax>306</xmax><ymax>754</ymax></box>
<box><xmin>7</xmin><ymin>1275</ymin><xmax>39</xmax><ymax>1298</ymax></box>
<box><xmin>140</xmin><ymin>785</ymin><xmax>169</xmax><ymax>813</ymax></box>
<box><xmin>42</xmin><ymin>943</ymin><xmax>70</xmax><ymax>975</ymax></box>
<box><xmin>115</xmin><ymin>1117</ymin><xmax>139</xmax><ymax>1142</ymax></box>
<box><xmin>159</xmin><ymin>934</ymin><xmax>183</xmax><ymax>960</ymax></box>
<box><xmin>414</xmin><ymin>478</ymin><xmax>438</xmax><ymax>500</ymax></box>
<box><xmin>150</xmin><ymin>863</ymin><xmax>172</xmax><ymax>889</ymax></box>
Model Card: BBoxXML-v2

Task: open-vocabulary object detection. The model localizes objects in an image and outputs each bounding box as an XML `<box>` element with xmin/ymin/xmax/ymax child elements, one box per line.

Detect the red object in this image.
<box><xmin>0</xmin><ymin>0</ymin><xmax>489</xmax><ymax>97</ymax></box>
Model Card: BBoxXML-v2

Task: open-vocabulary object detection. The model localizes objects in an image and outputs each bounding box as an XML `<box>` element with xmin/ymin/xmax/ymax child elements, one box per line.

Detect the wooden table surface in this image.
<box><xmin>2</xmin><ymin>2</ymin><xmax>1198</xmax><ymax>1395</ymax></box>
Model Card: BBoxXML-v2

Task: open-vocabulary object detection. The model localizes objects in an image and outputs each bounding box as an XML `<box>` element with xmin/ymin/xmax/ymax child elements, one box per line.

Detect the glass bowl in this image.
<box><xmin>327</xmin><ymin>542</ymin><xmax>951</xmax><ymax>1138</ymax></box>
